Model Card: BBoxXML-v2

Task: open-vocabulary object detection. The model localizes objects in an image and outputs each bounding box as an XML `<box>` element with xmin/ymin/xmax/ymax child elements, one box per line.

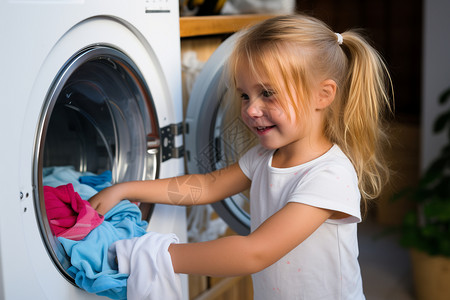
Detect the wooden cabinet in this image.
<box><xmin>180</xmin><ymin>14</ymin><xmax>274</xmax><ymax>38</ymax></box>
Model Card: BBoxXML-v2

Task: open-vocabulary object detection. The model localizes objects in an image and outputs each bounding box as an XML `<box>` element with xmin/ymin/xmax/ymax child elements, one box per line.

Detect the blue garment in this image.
<box><xmin>43</xmin><ymin>166</ymin><xmax>112</xmax><ymax>200</ymax></box>
<box><xmin>79</xmin><ymin>170</ymin><xmax>113</xmax><ymax>191</ymax></box>
<box><xmin>59</xmin><ymin>200</ymin><xmax>148</xmax><ymax>299</ymax></box>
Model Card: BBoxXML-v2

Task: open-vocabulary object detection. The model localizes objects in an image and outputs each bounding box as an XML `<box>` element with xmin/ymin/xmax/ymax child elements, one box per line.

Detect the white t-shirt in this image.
<box><xmin>239</xmin><ymin>144</ymin><xmax>365</xmax><ymax>300</ymax></box>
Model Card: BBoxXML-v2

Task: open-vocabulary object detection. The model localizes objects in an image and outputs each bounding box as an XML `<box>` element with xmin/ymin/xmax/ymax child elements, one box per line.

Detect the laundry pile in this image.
<box><xmin>43</xmin><ymin>166</ymin><xmax>182</xmax><ymax>300</ymax></box>
<box><xmin>43</xmin><ymin>166</ymin><xmax>148</xmax><ymax>299</ymax></box>
<box><xmin>59</xmin><ymin>200</ymin><xmax>148</xmax><ymax>299</ymax></box>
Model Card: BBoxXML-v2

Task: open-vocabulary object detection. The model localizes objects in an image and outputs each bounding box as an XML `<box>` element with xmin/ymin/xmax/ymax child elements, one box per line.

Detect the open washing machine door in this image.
<box><xmin>185</xmin><ymin>33</ymin><xmax>257</xmax><ymax>236</ymax></box>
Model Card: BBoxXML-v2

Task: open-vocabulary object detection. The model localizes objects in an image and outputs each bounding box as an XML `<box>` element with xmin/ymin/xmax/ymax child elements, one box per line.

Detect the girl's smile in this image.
<box><xmin>255</xmin><ymin>125</ymin><xmax>276</xmax><ymax>135</ymax></box>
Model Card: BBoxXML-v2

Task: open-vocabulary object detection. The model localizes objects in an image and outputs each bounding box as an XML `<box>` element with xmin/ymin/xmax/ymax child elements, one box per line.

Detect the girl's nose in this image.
<box><xmin>245</xmin><ymin>100</ymin><xmax>264</xmax><ymax>118</ymax></box>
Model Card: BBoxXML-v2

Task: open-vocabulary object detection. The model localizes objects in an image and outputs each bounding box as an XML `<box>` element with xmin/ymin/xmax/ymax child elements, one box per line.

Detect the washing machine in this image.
<box><xmin>0</xmin><ymin>0</ymin><xmax>188</xmax><ymax>299</ymax></box>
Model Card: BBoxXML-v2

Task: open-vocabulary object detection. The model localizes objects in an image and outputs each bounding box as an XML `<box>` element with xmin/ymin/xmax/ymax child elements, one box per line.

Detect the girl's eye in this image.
<box><xmin>262</xmin><ymin>90</ymin><xmax>275</xmax><ymax>98</ymax></box>
<box><xmin>240</xmin><ymin>93</ymin><xmax>249</xmax><ymax>100</ymax></box>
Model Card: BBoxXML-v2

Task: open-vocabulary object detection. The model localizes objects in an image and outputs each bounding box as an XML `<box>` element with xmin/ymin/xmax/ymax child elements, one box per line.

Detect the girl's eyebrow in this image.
<box><xmin>258</xmin><ymin>82</ymin><xmax>273</xmax><ymax>89</ymax></box>
<box><xmin>236</xmin><ymin>83</ymin><xmax>273</xmax><ymax>91</ymax></box>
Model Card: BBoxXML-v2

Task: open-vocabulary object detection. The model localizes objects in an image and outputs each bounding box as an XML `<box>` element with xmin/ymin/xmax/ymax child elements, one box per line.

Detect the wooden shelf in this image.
<box><xmin>180</xmin><ymin>14</ymin><xmax>274</xmax><ymax>38</ymax></box>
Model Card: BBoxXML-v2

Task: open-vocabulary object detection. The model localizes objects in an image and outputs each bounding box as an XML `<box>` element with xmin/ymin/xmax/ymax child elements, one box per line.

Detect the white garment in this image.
<box><xmin>109</xmin><ymin>232</ymin><xmax>182</xmax><ymax>300</ymax></box>
<box><xmin>239</xmin><ymin>144</ymin><xmax>365</xmax><ymax>300</ymax></box>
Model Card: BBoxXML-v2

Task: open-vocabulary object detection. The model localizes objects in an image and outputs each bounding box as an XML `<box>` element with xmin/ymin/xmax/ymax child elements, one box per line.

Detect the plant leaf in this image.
<box><xmin>433</xmin><ymin>111</ymin><xmax>450</xmax><ymax>133</ymax></box>
<box><xmin>439</xmin><ymin>87</ymin><xmax>450</xmax><ymax>105</ymax></box>
<box><xmin>424</xmin><ymin>199</ymin><xmax>450</xmax><ymax>221</ymax></box>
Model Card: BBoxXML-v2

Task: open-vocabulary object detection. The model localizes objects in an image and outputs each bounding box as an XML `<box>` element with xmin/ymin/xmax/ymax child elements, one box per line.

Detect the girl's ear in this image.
<box><xmin>316</xmin><ymin>79</ymin><xmax>337</xmax><ymax>110</ymax></box>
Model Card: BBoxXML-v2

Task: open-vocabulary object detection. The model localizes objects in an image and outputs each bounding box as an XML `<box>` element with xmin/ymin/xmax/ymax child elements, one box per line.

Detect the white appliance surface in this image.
<box><xmin>0</xmin><ymin>0</ymin><xmax>187</xmax><ymax>299</ymax></box>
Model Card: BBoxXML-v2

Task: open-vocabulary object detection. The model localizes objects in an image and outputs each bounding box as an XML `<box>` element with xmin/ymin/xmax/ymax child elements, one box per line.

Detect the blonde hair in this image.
<box><xmin>226</xmin><ymin>14</ymin><xmax>393</xmax><ymax>212</ymax></box>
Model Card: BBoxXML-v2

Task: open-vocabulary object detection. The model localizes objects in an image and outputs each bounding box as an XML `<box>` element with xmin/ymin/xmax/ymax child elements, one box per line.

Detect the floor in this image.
<box><xmin>358</xmin><ymin>217</ymin><xmax>416</xmax><ymax>300</ymax></box>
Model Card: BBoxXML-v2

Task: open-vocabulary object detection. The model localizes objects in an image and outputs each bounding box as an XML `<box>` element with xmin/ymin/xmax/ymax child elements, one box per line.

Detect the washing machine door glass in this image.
<box><xmin>34</xmin><ymin>46</ymin><xmax>159</xmax><ymax>282</ymax></box>
<box><xmin>185</xmin><ymin>33</ymin><xmax>256</xmax><ymax>236</ymax></box>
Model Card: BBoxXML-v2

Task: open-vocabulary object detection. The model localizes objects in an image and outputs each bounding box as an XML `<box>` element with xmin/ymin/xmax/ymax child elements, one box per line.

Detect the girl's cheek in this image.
<box><xmin>240</xmin><ymin>109</ymin><xmax>252</xmax><ymax>128</ymax></box>
<box><xmin>266</xmin><ymin>104</ymin><xmax>284</xmax><ymax>119</ymax></box>
<box><xmin>240</xmin><ymin>104</ymin><xmax>249</xmax><ymax>119</ymax></box>
<box><xmin>240</xmin><ymin>111</ymin><xmax>249</xmax><ymax>124</ymax></box>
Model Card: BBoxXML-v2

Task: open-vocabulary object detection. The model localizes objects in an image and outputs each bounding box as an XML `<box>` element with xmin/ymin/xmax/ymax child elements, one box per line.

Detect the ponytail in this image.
<box><xmin>326</xmin><ymin>30</ymin><xmax>393</xmax><ymax>212</ymax></box>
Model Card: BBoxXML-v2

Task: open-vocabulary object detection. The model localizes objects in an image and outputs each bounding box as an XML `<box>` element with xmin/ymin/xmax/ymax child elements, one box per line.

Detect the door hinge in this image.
<box><xmin>160</xmin><ymin>123</ymin><xmax>184</xmax><ymax>161</ymax></box>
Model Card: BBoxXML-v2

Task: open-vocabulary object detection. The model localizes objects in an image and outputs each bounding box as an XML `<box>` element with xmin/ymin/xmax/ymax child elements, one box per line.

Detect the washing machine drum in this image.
<box><xmin>34</xmin><ymin>46</ymin><xmax>159</xmax><ymax>281</ymax></box>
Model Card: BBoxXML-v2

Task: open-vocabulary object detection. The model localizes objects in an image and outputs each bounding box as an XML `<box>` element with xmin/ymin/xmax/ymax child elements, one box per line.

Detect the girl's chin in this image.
<box><xmin>258</xmin><ymin>140</ymin><xmax>280</xmax><ymax>150</ymax></box>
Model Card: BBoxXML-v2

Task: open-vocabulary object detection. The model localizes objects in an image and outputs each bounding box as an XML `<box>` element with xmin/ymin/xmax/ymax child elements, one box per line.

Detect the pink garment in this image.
<box><xmin>44</xmin><ymin>183</ymin><xmax>104</xmax><ymax>240</ymax></box>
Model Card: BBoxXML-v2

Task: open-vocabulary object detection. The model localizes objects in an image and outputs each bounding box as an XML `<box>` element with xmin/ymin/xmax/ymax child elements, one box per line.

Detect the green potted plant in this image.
<box><xmin>396</xmin><ymin>87</ymin><xmax>450</xmax><ymax>300</ymax></box>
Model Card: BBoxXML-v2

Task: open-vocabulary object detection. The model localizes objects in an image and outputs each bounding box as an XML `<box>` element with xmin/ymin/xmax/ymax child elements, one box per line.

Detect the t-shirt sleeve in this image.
<box><xmin>238</xmin><ymin>144</ymin><xmax>265</xmax><ymax>180</ymax></box>
<box><xmin>287</xmin><ymin>164</ymin><xmax>362</xmax><ymax>224</ymax></box>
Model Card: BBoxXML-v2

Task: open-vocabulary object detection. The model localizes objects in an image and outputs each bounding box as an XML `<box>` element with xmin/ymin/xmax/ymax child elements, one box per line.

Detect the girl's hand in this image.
<box><xmin>88</xmin><ymin>184</ymin><xmax>125</xmax><ymax>215</ymax></box>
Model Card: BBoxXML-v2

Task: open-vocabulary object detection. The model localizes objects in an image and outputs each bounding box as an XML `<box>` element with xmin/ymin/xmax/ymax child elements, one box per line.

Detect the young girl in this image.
<box><xmin>90</xmin><ymin>14</ymin><xmax>391</xmax><ymax>299</ymax></box>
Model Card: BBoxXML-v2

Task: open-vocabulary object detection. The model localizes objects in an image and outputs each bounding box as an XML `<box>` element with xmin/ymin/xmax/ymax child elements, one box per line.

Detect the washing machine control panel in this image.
<box><xmin>145</xmin><ymin>0</ymin><xmax>170</xmax><ymax>13</ymax></box>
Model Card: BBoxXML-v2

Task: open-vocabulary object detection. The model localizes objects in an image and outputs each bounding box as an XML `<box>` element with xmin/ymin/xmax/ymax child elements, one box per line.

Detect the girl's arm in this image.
<box><xmin>89</xmin><ymin>163</ymin><xmax>250</xmax><ymax>215</ymax></box>
<box><xmin>169</xmin><ymin>202</ymin><xmax>334</xmax><ymax>277</ymax></box>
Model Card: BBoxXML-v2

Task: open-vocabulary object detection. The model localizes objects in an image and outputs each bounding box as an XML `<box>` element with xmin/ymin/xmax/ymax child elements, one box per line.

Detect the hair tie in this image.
<box><xmin>335</xmin><ymin>32</ymin><xmax>343</xmax><ymax>45</ymax></box>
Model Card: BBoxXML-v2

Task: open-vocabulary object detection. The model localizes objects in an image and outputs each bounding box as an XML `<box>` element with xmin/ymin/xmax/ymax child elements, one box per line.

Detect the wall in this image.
<box><xmin>421</xmin><ymin>0</ymin><xmax>450</xmax><ymax>170</ymax></box>
<box><xmin>296</xmin><ymin>0</ymin><xmax>423</xmax><ymax>118</ymax></box>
